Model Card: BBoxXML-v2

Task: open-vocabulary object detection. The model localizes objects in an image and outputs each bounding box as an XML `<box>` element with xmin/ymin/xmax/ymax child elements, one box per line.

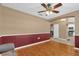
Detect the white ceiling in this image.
<box><xmin>2</xmin><ymin>3</ymin><xmax>79</xmax><ymax>20</ymax></box>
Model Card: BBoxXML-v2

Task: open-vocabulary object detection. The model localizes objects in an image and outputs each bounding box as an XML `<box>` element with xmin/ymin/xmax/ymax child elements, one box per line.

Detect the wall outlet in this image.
<box><xmin>37</xmin><ymin>37</ymin><xmax>40</xmax><ymax>40</ymax></box>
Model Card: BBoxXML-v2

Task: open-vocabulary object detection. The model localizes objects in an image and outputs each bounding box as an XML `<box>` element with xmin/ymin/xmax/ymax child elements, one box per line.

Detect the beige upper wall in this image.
<box><xmin>0</xmin><ymin>5</ymin><xmax>50</xmax><ymax>35</ymax></box>
<box><xmin>51</xmin><ymin>10</ymin><xmax>79</xmax><ymax>38</ymax></box>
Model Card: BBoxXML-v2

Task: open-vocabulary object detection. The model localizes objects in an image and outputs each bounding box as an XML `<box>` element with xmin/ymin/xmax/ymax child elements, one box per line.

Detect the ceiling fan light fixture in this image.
<box><xmin>46</xmin><ymin>11</ymin><xmax>53</xmax><ymax>15</ymax></box>
<box><xmin>49</xmin><ymin>11</ymin><xmax>53</xmax><ymax>14</ymax></box>
<box><xmin>46</xmin><ymin>11</ymin><xmax>50</xmax><ymax>15</ymax></box>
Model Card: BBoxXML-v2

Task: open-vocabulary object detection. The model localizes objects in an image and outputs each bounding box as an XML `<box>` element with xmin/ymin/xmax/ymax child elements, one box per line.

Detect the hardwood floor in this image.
<box><xmin>16</xmin><ymin>40</ymin><xmax>79</xmax><ymax>56</ymax></box>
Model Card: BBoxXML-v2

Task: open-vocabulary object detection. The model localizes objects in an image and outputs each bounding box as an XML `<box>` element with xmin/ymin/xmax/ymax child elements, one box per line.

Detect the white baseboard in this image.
<box><xmin>74</xmin><ymin>47</ymin><xmax>79</xmax><ymax>50</ymax></box>
<box><xmin>15</xmin><ymin>39</ymin><xmax>51</xmax><ymax>50</ymax></box>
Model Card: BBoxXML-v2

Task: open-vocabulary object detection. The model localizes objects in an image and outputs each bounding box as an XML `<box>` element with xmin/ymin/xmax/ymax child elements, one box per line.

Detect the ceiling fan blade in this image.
<box><xmin>53</xmin><ymin>3</ymin><xmax>62</xmax><ymax>9</ymax></box>
<box><xmin>41</xmin><ymin>3</ymin><xmax>47</xmax><ymax>9</ymax></box>
<box><xmin>38</xmin><ymin>10</ymin><xmax>46</xmax><ymax>13</ymax></box>
<box><xmin>52</xmin><ymin>10</ymin><xmax>59</xmax><ymax>13</ymax></box>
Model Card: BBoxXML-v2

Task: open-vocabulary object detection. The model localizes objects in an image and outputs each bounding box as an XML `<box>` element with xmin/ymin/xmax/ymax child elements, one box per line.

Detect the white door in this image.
<box><xmin>53</xmin><ymin>24</ymin><xmax>59</xmax><ymax>38</ymax></box>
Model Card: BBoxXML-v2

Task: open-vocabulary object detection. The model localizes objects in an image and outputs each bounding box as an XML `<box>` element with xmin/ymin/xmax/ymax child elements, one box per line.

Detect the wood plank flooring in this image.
<box><xmin>16</xmin><ymin>40</ymin><xmax>79</xmax><ymax>56</ymax></box>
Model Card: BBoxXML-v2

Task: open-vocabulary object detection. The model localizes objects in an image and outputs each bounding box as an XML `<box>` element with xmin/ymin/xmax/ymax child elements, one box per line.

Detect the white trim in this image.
<box><xmin>0</xmin><ymin>32</ymin><xmax>50</xmax><ymax>37</ymax></box>
<box><xmin>74</xmin><ymin>47</ymin><xmax>79</xmax><ymax>50</ymax></box>
<box><xmin>15</xmin><ymin>39</ymin><xmax>51</xmax><ymax>50</ymax></box>
<box><xmin>75</xmin><ymin>34</ymin><xmax>79</xmax><ymax>36</ymax></box>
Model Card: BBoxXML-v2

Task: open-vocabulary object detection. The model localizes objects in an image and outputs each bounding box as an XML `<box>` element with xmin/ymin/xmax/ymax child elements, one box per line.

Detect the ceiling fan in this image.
<box><xmin>38</xmin><ymin>3</ymin><xmax>63</xmax><ymax>15</ymax></box>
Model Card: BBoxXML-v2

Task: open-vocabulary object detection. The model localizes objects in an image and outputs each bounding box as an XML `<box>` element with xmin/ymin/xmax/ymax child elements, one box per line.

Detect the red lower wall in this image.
<box><xmin>0</xmin><ymin>37</ymin><xmax>2</xmax><ymax>44</ymax></box>
<box><xmin>75</xmin><ymin>36</ymin><xmax>79</xmax><ymax>48</ymax></box>
<box><xmin>1</xmin><ymin>34</ymin><xmax>79</xmax><ymax>48</ymax></box>
<box><xmin>0</xmin><ymin>33</ymin><xmax>50</xmax><ymax>48</ymax></box>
